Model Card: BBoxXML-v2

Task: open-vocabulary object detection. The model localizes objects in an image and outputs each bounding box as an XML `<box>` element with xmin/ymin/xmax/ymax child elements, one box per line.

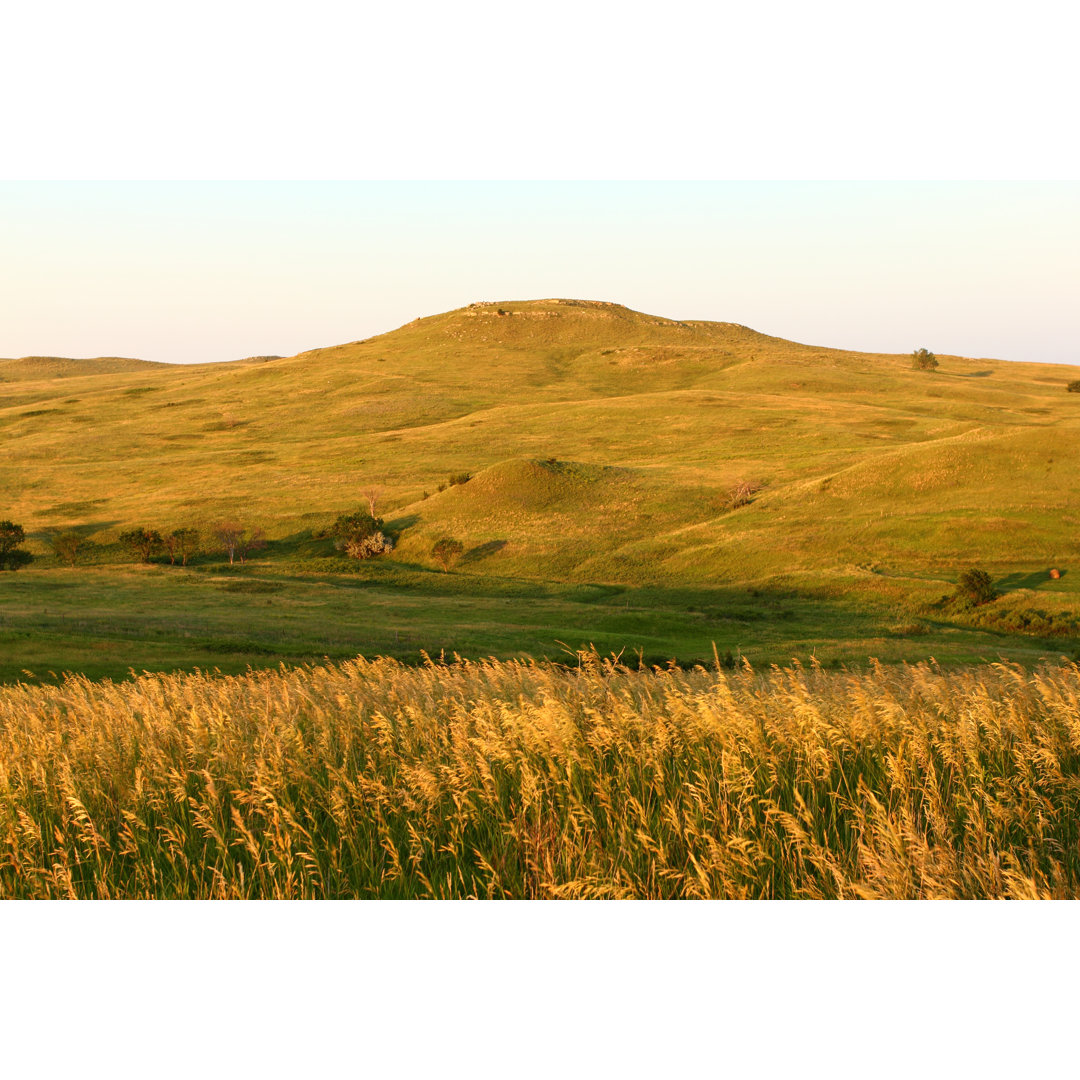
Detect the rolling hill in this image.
<box><xmin>2</xmin><ymin>297</ymin><xmax>1079</xmax><ymax>678</ymax></box>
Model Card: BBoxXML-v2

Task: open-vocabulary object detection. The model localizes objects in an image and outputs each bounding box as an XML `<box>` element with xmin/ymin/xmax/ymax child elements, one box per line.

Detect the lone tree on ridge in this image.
<box><xmin>911</xmin><ymin>348</ymin><xmax>938</xmax><ymax>371</ymax></box>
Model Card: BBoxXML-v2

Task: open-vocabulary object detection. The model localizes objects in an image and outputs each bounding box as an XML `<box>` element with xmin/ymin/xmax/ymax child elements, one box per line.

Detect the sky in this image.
<box><xmin>2</xmin><ymin>180</ymin><xmax>1077</xmax><ymax>367</ymax></box>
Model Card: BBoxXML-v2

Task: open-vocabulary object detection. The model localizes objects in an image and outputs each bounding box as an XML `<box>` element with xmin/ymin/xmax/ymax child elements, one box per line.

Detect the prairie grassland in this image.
<box><xmin>6</xmin><ymin>299</ymin><xmax>1080</xmax><ymax>676</ymax></box>
<box><xmin>2</xmin><ymin>653</ymin><xmax>1078</xmax><ymax>899</ymax></box>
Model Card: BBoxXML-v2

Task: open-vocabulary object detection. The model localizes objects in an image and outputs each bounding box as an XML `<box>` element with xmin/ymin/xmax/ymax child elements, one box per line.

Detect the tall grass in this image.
<box><xmin>1</xmin><ymin>653</ymin><xmax>1078</xmax><ymax>898</ymax></box>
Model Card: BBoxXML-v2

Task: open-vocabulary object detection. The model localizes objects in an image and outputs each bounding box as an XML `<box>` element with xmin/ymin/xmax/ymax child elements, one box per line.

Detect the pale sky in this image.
<box><xmin>2</xmin><ymin>181</ymin><xmax>1077</xmax><ymax>366</ymax></box>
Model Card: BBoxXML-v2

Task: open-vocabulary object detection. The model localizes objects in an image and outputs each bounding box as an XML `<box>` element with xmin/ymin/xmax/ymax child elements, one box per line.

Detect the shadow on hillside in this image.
<box><xmin>29</xmin><ymin>520</ymin><xmax>121</xmax><ymax>540</ymax></box>
<box><xmin>385</xmin><ymin>513</ymin><xmax>420</xmax><ymax>534</ymax></box>
<box><xmin>997</xmin><ymin>569</ymin><xmax>1064</xmax><ymax>590</ymax></box>
<box><xmin>462</xmin><ymin>540</ymin><xmax>508</xmax><ymax>564</ymax></box>
<box><xmin>953</xmin><ymin>370</ymin><xmax>993</xmax><ymax>378</ymax></box>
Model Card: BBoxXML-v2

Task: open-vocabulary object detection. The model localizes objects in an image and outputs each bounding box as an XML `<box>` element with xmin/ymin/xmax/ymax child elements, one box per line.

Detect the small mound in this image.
<box><xmin>451</xmin><ymin>458</ymin><xmax>630</xmax><ymax>511</ymax></box>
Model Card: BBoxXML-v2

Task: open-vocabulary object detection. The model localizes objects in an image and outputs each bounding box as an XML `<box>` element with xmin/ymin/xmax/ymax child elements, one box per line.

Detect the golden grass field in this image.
<box><xmin>2</xmin><ymin>651</ymin><xmax>1078</xmax><ymax>899</ymax></box>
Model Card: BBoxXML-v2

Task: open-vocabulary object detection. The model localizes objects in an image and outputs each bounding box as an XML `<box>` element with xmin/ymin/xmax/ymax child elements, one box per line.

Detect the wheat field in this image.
<box><xmin>1</xmin><ymin>652</ymin><xmax>1078</xmax><ymax>899</ymax></box>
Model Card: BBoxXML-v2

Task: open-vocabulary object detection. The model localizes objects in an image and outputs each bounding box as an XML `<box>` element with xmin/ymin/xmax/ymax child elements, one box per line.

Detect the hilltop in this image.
<box><xmin>2</xmin><ymin>298</ymin><xmax>1079</xmax><ymax>678</ymax></box>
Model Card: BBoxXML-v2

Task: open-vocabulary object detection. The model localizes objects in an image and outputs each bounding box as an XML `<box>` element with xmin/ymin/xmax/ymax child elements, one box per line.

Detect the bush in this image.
<box><xmin>911</xmin><ymin>348</ymin><xmax>938</xmax><ymax>371</ymax></box>
<box><xmin>956</xmin><ymin>568</ymin><xmax>997</xmax><ymax>606</ymax></box>
<box><xmin>332</xmin><ymin>510</ymin><xmax>392</xmax><ymax>561</ymax></box>
<box><xmin>723</xmin><ymin>479</ymin><xmax>762</xmax><ymax>510</ymax></box>
<box><xmin>1067</xmin><ymin>381</ymin><xmax>1080</xmax><ymax>393</ymax></box>
<box><xmin>432</xmin><ymin>538</ymin><xmax>464</xmax><ymax>572</ymax></box>
<box><xmin>332</xmin><ymin>510</ymin><xmax>381</xmax><ymax>543</ymax></box>
<box><xmin>344</xmin><ymin>532</ymin><xmax>393</xmax><ymax>561</ymax></box>
<box><xmin>0</xmin><ymin>520</ymin><xmax>32</xmax><ymax>571</ymax></box>
<box><xmin>447</xmin><ymin>473</ymin><xmax>471</xmax><ymax>487</ymax></box>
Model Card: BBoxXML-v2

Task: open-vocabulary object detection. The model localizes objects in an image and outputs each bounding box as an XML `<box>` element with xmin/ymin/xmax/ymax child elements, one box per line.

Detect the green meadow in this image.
<box><xmin>3</xmin><ymin>298</ymin><xmax>1079</xmax><ymax>681</ymax></box>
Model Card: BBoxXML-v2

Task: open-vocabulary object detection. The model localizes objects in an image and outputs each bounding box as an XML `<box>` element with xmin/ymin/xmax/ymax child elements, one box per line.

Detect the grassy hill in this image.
<box><xmin>0</xmin><ymin>355</ymin><xmax>166</xmax><ymax>381</ymax></box>
<box><xmin>3</xmin><ymin>297</ymin><xmax>1079</xmax><ymax>679</ymax></box>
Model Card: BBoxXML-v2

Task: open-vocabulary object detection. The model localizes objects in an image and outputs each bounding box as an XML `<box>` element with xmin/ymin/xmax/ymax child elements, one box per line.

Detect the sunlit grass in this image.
<box><xmin>2</xmin><ymin>651</ymin><xmax>1078</xmax><ymax>898</ymax></box>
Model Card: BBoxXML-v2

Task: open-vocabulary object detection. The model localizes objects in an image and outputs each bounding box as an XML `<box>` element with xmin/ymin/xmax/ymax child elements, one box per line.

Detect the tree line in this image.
<box><xmin>1</xmin><ymin>511</ymin><xmax>466</xmax><ymax>574</ymax></box>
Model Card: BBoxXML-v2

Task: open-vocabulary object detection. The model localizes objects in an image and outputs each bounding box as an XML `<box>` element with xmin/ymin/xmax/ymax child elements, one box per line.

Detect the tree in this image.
<box><xmin>361</xmin><ymin>486</ymin><xmax>381</xmax><ymax>518</ymax></box>
<box><xmin>432</xmin><ymin>538</ymin><xmax>464</xmax><ymax>572</ymax></box>
<box><xmin>163</xmin><ymin>527</ymin><xmax>200</xmax><ymax>566</ymax></box>
<box><xmin>119</xmin><ymin>527</ymin><xmax>163</xmax><ymax>564</ymax></box>
<box><xmin>957</xmin><ymin>568</ymin><xmax>997</xmax><ymax>605</ymax></box>
<box><xmin>50</xmin><ymin>530</ymin><xmax>85</xmax><ymax>567</ymax></box>
<box><xmin>236</xmin><ymin>528</ymin><xmax>266</xmax><ymax>565</ymax></box>
<box><xmin>911</xmin><ymin>348</ymin><xmax>938</xmax><ymax>371</ymax></box>
<box><xmin>0</xmin><ymin>520</ymin><xmax>32</xmax><ymax>571</ymax></box>
<box><xmin>331</xmin><ymin>508</ymin><xmax>393</xmax><ymax>561</ymax></box>
<box><xmin>212</xmin><ymin>523</ymin><xmax>265</xmax><ymax>565</ymax></box>
<box><xmin>332</xmin><ymin>509</ymin><xmax>382</xmax><ymax>546</ymax></box>
<box><xmin>215</xmin><ymin>522</ymin><xmax>242</xmax><ymax>564</ymax></box>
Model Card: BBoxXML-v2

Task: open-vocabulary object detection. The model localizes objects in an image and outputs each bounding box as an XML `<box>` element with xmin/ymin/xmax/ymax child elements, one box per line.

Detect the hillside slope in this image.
<box><xmin>3</xmin><ymin>298</ymin><xmax>1079</xmax><ymax>588</ymax></box>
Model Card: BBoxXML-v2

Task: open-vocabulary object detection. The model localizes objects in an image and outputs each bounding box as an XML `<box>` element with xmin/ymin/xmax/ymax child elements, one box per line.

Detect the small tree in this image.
<box><xmin>214</xmin><ymin>521</ymin><xmax>244</xmax><ymax>565</ymax></box>
<box><xmin>361</xmin><ymin>486</ymin><xmax>381</xmax><ymax>518</ymax></box>
<box><xmin>0</xmin><ymin>520</ymin><xmax>32</xmax><ymax>571</ymax></box>
<box><xmin>432</xmin><ymin>538</ymin><xmax>464</xmax><ymax>572</ymax></box>
<box><xmin>332</xmin><ymin>509</ymin><xmax>382</xmax><ymax>547</ymax></box>
<box><xmin>957</xmin><ymin>568</ymin><xmax>997</xmax><ymax>605</ymax></box>
<box><xmin>236</xmin><ymin>528</ymin><xmax>266</xmax><ymax>565</ymax></box>
<box><xmin>119</xmin><ymin>527</ymin><xmax>163</xmax><ymax>564</ymax></box>
<box><xmin>51</xmin><ymin>530</ymin><xmax>85</xmax><ymax>567</ymax></box>
<box><xmin>164</xmin><ymin>527</ymin><xmax>200</xmax><ymax>566</ymax></box>
<box><xmin>911</xmin><ymin>348</ymin><xmax>938</xmax><ymax>371</ymax></box>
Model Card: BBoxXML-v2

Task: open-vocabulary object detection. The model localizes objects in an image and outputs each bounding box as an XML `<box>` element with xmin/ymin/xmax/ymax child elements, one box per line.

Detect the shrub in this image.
<box><xmin>332</xmin><ymin>509</ymin><xmax>381</xmax><ymax>544</ymax></box>
<box><xmin>911</xmin><ymin>348</ymin><xmax>938</xmax><ymax>371</ymax></box>
<box><xmin>448</xmin><ymin>472</ymin><xmax>471</xmax><ymax>487</ymax></box>
<box><xmin>1067</xmin><ymin>381</ymin><xmax>1080</xmax><ymax>393</ymax></box>
<box><xmin>344</xmin><ymin>532</ymin><xmax>393</xmax><ymax>561</ymax></box>
<box><xmin>332</xmin><ymin>510</ymin><xmax>393</xmax><ymax>561</ymax></box>
<box><xmin>432</xmin><ymin>538</ymin><xmax>464</xmax><ymax>572</ymax></box>
<box><xmin>119</xmin><ymin>527</ymin><xmax>163</xmax><ymax>564</ymax></box>
<box><xmin>723</xmin><ymin>479</ymin><xmax>762</xmax><ymax>510</ymax></box>
<box><xmin>0</xmin><ymin>520</ymin><xmax>32</xmax><ymax>571</ymax></box>
<box><xmin>956</xmin><ymin>568</ymin><xmax>997</xmax><ymax>606</ymax></box>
